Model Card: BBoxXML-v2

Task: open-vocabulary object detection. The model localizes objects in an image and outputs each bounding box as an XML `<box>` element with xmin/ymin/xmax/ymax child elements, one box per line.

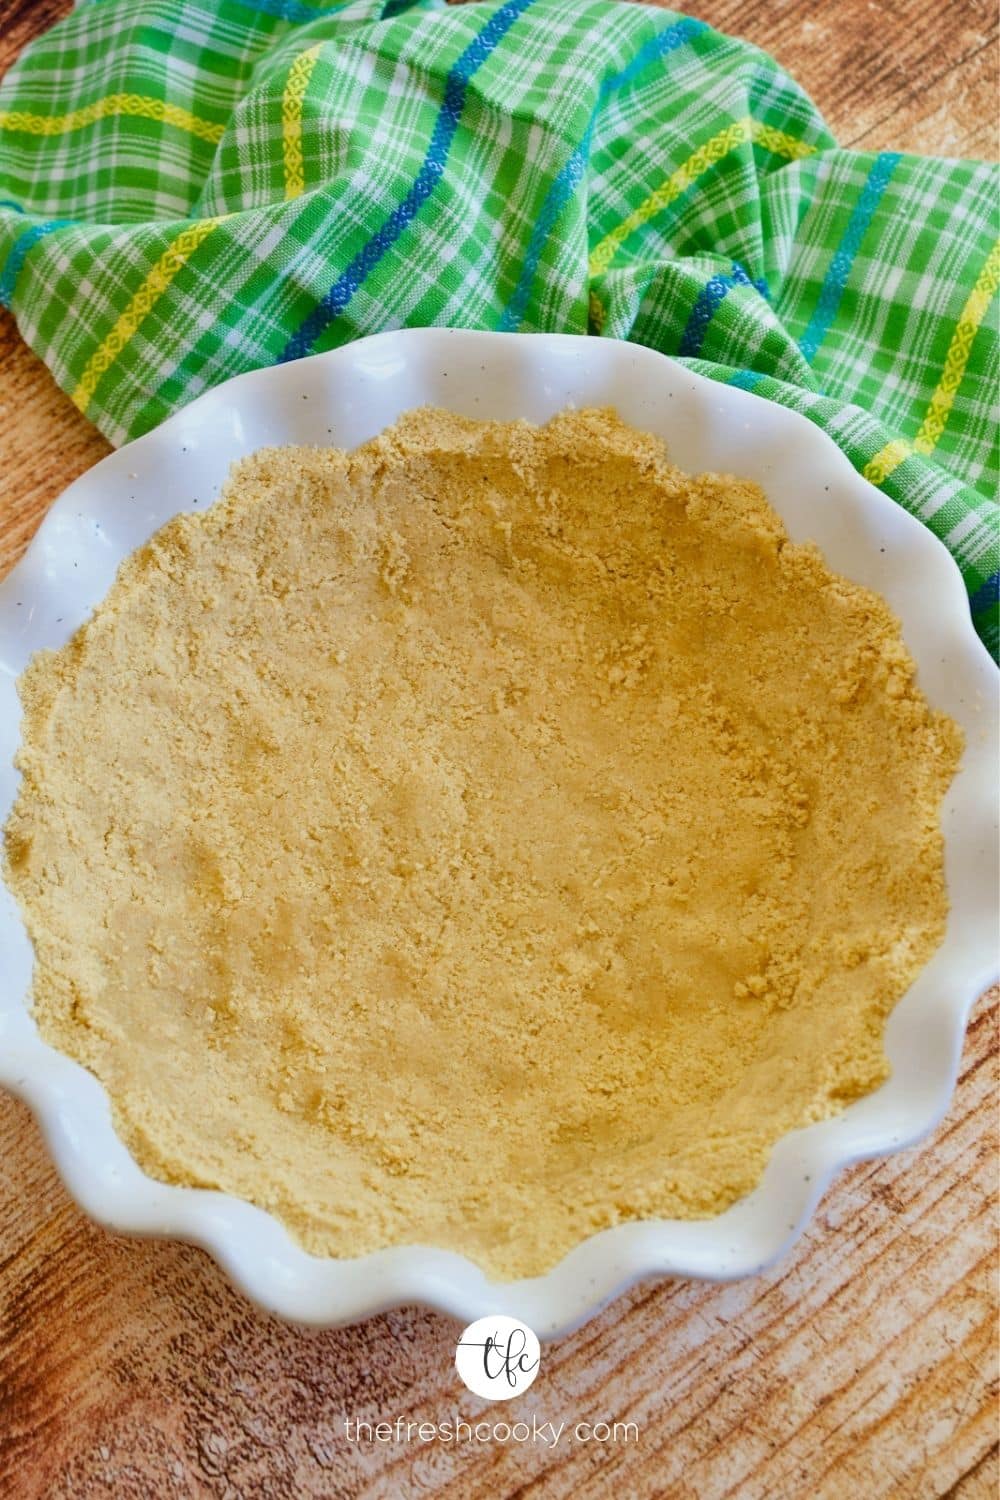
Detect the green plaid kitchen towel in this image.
<box><xmin>1</xmin><ymin>0</ymin><xmax>997</xmax><ymax>652</ymax></box>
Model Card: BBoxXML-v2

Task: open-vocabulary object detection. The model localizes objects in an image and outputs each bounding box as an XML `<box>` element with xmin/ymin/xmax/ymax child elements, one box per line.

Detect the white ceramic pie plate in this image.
<box><xmin>0</xmin><ymin>329</ymin><xmax>996</xmax><ymax>1337</ymax></box>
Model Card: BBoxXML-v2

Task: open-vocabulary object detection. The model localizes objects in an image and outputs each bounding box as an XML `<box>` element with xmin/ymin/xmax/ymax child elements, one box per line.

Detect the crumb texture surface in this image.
<box><xmin>4</xmin><ymin>408</ymin><xmax>961</xmax><ymax>1278</ymax></box>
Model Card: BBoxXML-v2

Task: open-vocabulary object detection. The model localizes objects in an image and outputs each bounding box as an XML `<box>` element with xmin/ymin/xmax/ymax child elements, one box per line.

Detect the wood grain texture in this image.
<box><xmin>0</xmin><ymin>2</ymin><xmax>997</xmax><ymax>1496</ymax></box>
<box><xmin>676</xmin><ymin>0</ymin><xmax>999</xmax><ymax>158</ymax></box>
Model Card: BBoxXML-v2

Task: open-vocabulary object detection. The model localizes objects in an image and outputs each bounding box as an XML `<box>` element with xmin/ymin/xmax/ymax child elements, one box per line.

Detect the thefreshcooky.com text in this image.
<box><xmin>342</xmin><ymin>1415</ymin><xmax>639</xmax><ymax>1449</ymax></box>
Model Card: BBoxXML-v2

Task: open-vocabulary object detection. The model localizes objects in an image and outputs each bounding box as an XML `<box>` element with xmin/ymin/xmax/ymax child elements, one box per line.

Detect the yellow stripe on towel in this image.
<box><xmin>0</xmin><ymin>94</ymin><xmax>224</xmax><ymax>145</ymax></box>
<box><xmin>282</xmin><ymin>45</ymin><xmax>322</xmax><ymax>201</ymax></box>
<box><xmin>912</xmin><ymin>236</ymin><xmax>1000</xmax><ymax>457</ymax></box>
<box><xmin>71</xmin><ymin>218</ymin><xmax>224</xmax><ymax>415</ymax></box>
<box><xmin>588</xmin><ymin>117</ymin><xmax>816</xmax><ymax>277</ymax></box>
<box><xmin>863</xmin><ymin>237</ymin><xmax>1000</xmax><ymax>484</ymax></box>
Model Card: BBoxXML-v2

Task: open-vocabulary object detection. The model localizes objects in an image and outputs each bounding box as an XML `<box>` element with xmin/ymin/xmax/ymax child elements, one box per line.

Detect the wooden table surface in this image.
<box><xmin>1</xmin><ymin>2</ymin><xmax>997</xmax><ymax>1496</ymax></box>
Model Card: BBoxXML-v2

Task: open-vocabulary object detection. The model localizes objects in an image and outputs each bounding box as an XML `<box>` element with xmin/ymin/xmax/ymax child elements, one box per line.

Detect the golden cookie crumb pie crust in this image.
<box><xmin>3</xmin><ymin>409</ymin><xmax>961</xmax><ymax>1279</ymax></box>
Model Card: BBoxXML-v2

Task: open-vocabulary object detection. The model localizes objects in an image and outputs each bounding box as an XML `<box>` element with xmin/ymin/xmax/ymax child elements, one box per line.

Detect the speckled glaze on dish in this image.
<box><xmin>0</xmin><ymin>330</ymin><xmax>996</xmax><ymax>1336</ymax></box>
